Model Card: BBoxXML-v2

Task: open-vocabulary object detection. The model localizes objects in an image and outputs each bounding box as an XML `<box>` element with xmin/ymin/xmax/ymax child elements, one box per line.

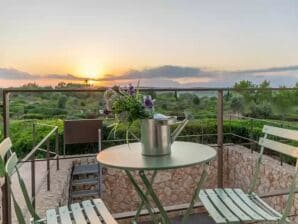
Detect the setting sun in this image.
<box><xmin>75</xmin><ymin>60</ymin><xmax>104</xmax><ymax>80</ymax></box>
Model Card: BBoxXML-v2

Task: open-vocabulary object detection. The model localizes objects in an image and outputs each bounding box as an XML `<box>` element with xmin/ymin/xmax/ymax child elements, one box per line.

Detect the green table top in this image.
<box><xmin>97</xmin><ymin>141</ymin><xmax>217</xmax><ymax>171</ymax></box>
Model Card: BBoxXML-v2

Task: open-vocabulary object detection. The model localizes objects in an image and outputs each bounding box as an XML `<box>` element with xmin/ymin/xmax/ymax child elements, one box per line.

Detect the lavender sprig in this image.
<box><xmin>143</xmin><ymin>95</ymin><xmax>154</xmax><ymax>108</ymax></box>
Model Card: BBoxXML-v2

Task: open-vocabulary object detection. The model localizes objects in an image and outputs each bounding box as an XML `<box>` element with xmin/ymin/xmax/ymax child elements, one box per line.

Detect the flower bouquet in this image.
<box><xmin>103</xmin><ymin>82</ymin><xmax>154</xmax><ymax>141</ymax></box>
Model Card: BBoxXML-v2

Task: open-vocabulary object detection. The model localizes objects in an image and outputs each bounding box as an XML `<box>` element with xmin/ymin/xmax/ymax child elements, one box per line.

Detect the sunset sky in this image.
<box><xmin>1</xmin><ymin>0</ymin><xmax>298</xmax><ymax>87</ymax></box>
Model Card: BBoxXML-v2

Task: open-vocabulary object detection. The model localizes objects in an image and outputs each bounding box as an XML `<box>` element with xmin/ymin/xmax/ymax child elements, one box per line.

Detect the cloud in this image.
<box><xmin>0</xmin><ymin>68</ymin><xmax>34</xmax><ymax>79</ymax></box>
<box><xmin>45</xmin><ymin>74</ymin><xmax>84</xmax><ymax>80</ymax></box>
<box><xmin>94</xmin><ymin>65</ymin><xmax>298</xmax><ymax>87</ymax></box>
<box><xmin>121</xmin><ymin>65</ymin><xmax>203</xmax><ymax>79</ymax></box>
<box><xmin>0</xmin><ymin>68</ymin><xmax>84</xmax><ymax>80</ymax></box>
<box><xmin>1</xmin><ymin>65</ymin><xmax>297</xmax><ymax>87</ymax></box>
<box><xmin>94</xmin><ymin>65</ymin><xmax>205</xmax><ymax>81</ymax></box>
<box><xmin>232</xmin><ymin>65</ymin><xmax>298</xmax><ymax>74</ymax></box>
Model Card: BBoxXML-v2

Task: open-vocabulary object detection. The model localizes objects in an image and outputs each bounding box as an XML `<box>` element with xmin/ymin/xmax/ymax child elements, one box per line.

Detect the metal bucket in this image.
<box><xmin>140</xmin><ymin>116</ymin><xmax>189</xmax><ymax>156</ymax></box>
<box><xmin>141</xmin><ymin>119</ymin><xmax>172</xmax><ymax>156</ymax></box>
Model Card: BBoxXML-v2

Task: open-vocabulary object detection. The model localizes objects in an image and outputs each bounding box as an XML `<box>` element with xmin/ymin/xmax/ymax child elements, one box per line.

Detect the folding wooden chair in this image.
<box><xmin>64</xmin><ymin>119</ymin><xmax>103</xmax><ymax>200</ymax></box>
<box><xmin>199</xmin><ymin>125</ymin><xmax>298</xmax><ymax>223</ymax></box>
<box><xmin>0</xmin><ymin>137</ymin><xmax>117</xmax><ymax>224</ymax></box>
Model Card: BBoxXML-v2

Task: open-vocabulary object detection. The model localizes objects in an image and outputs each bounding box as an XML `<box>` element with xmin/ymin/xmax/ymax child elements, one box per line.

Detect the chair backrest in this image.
<box><xmin>64</xmin><ymin>119</ymin><xmax>102</xmax><ymax>145</ymax></box>
<box><xmin>249</xmin><ymin>125</ymin><xmax>298</xmax><ymax>222</ymax></box>
<box><xmin>0</xmin><ymin>138</ymin><xmax>13</xmax><ymax>177</ymax></box>
<box><xmin>0</xmin><ymin>137</ymin><xmax>13</xmax><ymax>159</ymax></box>
<box><xmin>1</xmin><ymin>138</ymin><xmax>40</xmax><ymax>223</ymax></box>
<box><xmin>259</xmin><ymin>125</ymin><xmax>298</xmax><ymax>160</ymax></box>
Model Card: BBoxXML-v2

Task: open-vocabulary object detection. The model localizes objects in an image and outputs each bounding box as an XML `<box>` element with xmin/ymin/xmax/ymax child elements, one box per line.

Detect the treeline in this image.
<box><xmin>0</xmin><ymin>80</ymin><xmax>298</xmax><ymax>122</ymax></box>
<box><xmin>228</xmin><ymin>80</ymin><xmax>298</xmax><ymax>121</ymax></box>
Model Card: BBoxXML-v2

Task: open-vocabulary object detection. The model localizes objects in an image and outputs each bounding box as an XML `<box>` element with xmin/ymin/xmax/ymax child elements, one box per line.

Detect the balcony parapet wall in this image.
<box><xmin>1</xmin><ymin>145</ymin><xmax>298</xmax><ymax>223</ymax></box>
<box><xmin>103</xmin><ymin>145</ymin><xmax>298</xmax><ymax>223</ymax></box>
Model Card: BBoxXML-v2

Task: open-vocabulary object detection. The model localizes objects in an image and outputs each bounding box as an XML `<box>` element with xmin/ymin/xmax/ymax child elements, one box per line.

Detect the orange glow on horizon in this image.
<box><xmin>73</xmin><ymin>58</ymin><xmax>105</xmax><ymax>80</ymax></box>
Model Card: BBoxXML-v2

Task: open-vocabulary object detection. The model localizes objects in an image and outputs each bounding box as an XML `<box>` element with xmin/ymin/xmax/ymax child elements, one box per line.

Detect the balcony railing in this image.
<box><xmin>1</xmin><ymin>87</ymin><xmax>298</xmax><ymax>224</ymax></box>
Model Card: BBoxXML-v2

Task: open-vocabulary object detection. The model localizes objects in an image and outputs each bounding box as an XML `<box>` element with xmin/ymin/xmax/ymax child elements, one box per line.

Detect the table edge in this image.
<box><xmin>97</xmin><ymin>148</ymin><xmax>217</xmax><ymax>171</ymax></box>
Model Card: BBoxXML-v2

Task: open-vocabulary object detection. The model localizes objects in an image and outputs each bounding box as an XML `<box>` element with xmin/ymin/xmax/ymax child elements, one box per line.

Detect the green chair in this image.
<box><xmin>0</xmin><ymin>138</ymin><xmax>118</xmax><ymax>224</ymax></box>
<box><xmin>199</xmin><ymin>125</ymin><xmax>298</xmax><ymax>223</ymax></box>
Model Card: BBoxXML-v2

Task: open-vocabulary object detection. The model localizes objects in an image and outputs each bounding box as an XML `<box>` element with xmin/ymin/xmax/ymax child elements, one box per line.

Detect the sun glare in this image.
<box><xmin>76</xmin><ymin>62</ymin><xmax>104</xmax><ymax>80</ymax></box>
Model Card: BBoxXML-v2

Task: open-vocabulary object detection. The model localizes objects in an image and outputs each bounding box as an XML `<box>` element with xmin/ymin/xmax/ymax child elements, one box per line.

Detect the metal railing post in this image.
<box><xmin>217</xmin><ymin>90</ymin><xmax>224</xmax><ymax>188</ymax></box>
<box><xmin>201</xmin><ymin>120</ymin><xmax>204</xmax><ymax>144</ymax></box>
<box><xmin>3</xmin><ymin>90</ymin><xmax>10</xmax><ymax>138</ymax></box>
<box><xmin>2</xmin><ymin>90</ymin><xmax>11</xmax><ymax>224</ymax></box>
<box><xmin>31</xmin><ymin>153</ymin><xmax>36</xmax><ymax>209</ymax></box>
<box><xmin>31</xmin><ymin>123</ymin><xmax>36</xmax><ymax>209</ymax></box>
<box><xmin>46</xmin><ymin>139</ymin><xmax>51</xmax><ymax>191</ymax></box>
<box><xmin>229</xmin><ymin>114</ymin><xmax>232</xmax><ymax>143</ymax></box>
<box><xmin>250</xmin><ymin>118</ymin><xmax>254</xmax><ymax>153</ymax></box>
<box><xmin>55</xmin><ymin>129</ymin><xmax>60</xmax><ymax>170</ymax></box>
<box><xmin>98</xmin><ymin>129</ymin><xmax>103</xmax><ymax>197</ymax></box>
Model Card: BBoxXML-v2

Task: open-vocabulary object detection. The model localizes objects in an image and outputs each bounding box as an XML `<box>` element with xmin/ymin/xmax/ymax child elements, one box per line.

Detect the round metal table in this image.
<box><xmin>97</xmin><ymin>141</ymin><xmax>217</xmax><ymax>224</ymax></box>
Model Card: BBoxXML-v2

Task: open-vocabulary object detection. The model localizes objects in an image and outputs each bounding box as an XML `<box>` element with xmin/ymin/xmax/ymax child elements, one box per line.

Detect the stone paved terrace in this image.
<box><xmin>141</xmin><ymin>214</ymin><xmax>215</xmax><ymax>224</ymax></box>
<box><xmin>2</xmin><ymin>144</ymin><xmax>298</xmax><ymax>223</ymax></box>
<box><xmin>5</xmin><ymin>159</ymin><xmax>73</xmax><ymax>223</ymax></box>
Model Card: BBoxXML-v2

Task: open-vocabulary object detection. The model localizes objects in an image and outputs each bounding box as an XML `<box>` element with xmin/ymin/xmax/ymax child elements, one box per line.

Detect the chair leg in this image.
<box><xmin>182</xmin><ymin>164</ymin><xmax>208</xmax><ymax>224</ymax></box>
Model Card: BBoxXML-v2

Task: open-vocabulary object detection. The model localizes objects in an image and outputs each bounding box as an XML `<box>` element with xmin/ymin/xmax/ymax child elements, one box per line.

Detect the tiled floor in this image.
<box><xmin>141</xmin><ymin>214</ymin><xmax>216</xmax><ymax>223</ymax></box>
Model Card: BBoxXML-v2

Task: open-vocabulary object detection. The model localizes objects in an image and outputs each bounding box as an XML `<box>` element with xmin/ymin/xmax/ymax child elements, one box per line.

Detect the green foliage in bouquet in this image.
<box><xmin>103</xmin><ymin>83</ymin><xmax>154</xmax><ymax>141</ymax></box>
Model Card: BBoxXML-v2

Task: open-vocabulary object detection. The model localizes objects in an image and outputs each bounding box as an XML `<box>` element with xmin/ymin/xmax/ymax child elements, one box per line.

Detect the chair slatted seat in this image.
<box><xmin>199</xmin><ymin>125</ymin><xmax>298</xmax><ymax>224</ymax></box>
<box><xmin>199</xmin><ymin>189</ymin><xmax>281</xmax><ymax>223</ymax></box>
<box><xmin>0</xmin><ymin>137</ymin><xmax>118</xmax><ymax>224</ymax></box>
<box><xmin>42</xmin><ymin>199</ymin><xmax>117</xmax><ymax>224</ymax></box>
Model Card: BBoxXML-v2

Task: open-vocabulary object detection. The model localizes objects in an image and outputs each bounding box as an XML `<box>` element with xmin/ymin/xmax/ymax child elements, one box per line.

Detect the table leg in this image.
<box><xmin>139</xmin><ymin>170</ymin><xmax>171</xmax><ymax>224</ymax></box>
<box><xmin>125</xmin><ymin>170</ymin><xmax>160</xmax><ymax>224</ymax></box>
<box><xmin>182</xmin><ymin>164</ymin><xmax>208</xmax><ymax>224</ymax></box>
<box><xmin>133</xmin><ymin>171</ymin><xmax>158</xmax><ymax>223</ymax></box>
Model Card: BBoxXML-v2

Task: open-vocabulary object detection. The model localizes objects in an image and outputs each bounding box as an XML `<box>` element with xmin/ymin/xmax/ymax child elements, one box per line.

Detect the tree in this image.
<box><xmin>256</xmin><ymin>80</ymin><xmax>272</xmax><ymax>103</ymax></box>
<box><xmin>57</xmin><ymin>95</ymin><xmax>67</xmax><ymax>109</ymax></box>
<box><xmin>250</xmin><ymin>103</ymin><xmax>272</xmax><ymax>119</ymax></box>
<box><xmin>192</xmin><ymin>96</ymin><xmax>200</xmax><ymax>105</ymax></box>
<box><xmin>230</xmin><ymin>96</ymin><xmax>244</xmax><ymax>115</ymax></box>
<box><xmin>21</xmin><ymin>83</ymin><xmax>40</xmax><ymax>89</ymax></box>
<box><xmin>273</xmin><ymin>88</ymin><xmax>293</xmax><ymax>121</ymax></box>
<box><xmin>161</xmin><ymin>103</ymin><xmax>168</xmax><ymax>110</ymax></box>
<box><xmin>294</xmin><ymin>82</ymin><xmax>298</xmax><ymax>105</ymax></box>
<box><xmin>57</xmin><ymin>82</ymin><xmax>67</xmax><ymax>88</ymax></box>
<box><xmin>233</xmin><ymin>80</ymin><xmax>257</xmax><ymax>103</ymax></box>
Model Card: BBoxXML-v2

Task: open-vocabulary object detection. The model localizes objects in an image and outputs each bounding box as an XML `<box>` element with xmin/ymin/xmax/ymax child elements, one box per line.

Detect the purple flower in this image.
<box><xmin>128</xmin><ymin>83</ymin><xmax>136</xmax><ymax>96</ymax></box>
<box><xmin>144</xmin><ymin>95</ymin><xmax>154</xmax><ymax>108</ymax></box>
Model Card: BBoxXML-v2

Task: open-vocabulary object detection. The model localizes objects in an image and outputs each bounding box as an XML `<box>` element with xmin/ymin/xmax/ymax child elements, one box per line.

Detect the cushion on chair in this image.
<box><xmin>199</xmin><ymin>188</ymin><xmax>282</xmax><ymax>224</ymax></box>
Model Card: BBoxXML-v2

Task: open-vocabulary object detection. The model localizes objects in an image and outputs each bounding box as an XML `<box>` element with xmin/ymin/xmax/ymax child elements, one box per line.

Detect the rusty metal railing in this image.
<box><xmin>10</xmin><ymin>122</ymin><xmax>60</xmax><ymax>210</ymax></box>
<box><xmin>1</xmin><ymin>87</ymin><xmax>298</xmax><ymax>224</ymax></box>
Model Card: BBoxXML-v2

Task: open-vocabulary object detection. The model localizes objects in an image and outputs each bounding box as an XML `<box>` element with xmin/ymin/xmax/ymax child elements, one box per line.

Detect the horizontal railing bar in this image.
<box><xmin>102</xmin><ymin>133</ymin><xmax>232</xmax><ymax>143</ymax></box>
<box><xmin>34</xmin><ymin>123</ymin><xmax>58</xmax><ymax>128</ymax></box>
<box><xmin>22</xmin><ymin>126</ymin><xmax>58</xmax><ymax>162</ymax></box>
<box><xmin>178</xmin><ymin>133</ymin><xmax>232</xmax><ymax>137</ymax></box>
<box><xmin>36</xmin><ymin>148</ymin><xmax>57</xmax><ymax>155</ymax></box>
<box><xmin>230</xmin><ymin>133</ymin><xmax>258</xmax><ymax>144</ymax></box>
<box><xmin>3</xmin><ymin>87</ymin><xmax>298</xmax><ymax>94</ymax></box>
<box><xmin>19</xmin><ymin>143</ymin><xmax>257</xmax><ymax>163</ymax></box>
<box><xmin>259</xmin><ymin>188</ymin><xmax>298</xmax><ymax>198</ymax></box>
<box><xmin>102</xmin><ymin>139</ymin><xmax>138</xmax><ymax>143</ymax></box>
<box><xmin>18</xmin><ymin>153</ymin><xmax>97</xmax><ymax>163</ymax></box>
<box><xmin>230</xmin><ymin>114</ymin><xmax>298</xmax><ymax>129</ymax></box>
